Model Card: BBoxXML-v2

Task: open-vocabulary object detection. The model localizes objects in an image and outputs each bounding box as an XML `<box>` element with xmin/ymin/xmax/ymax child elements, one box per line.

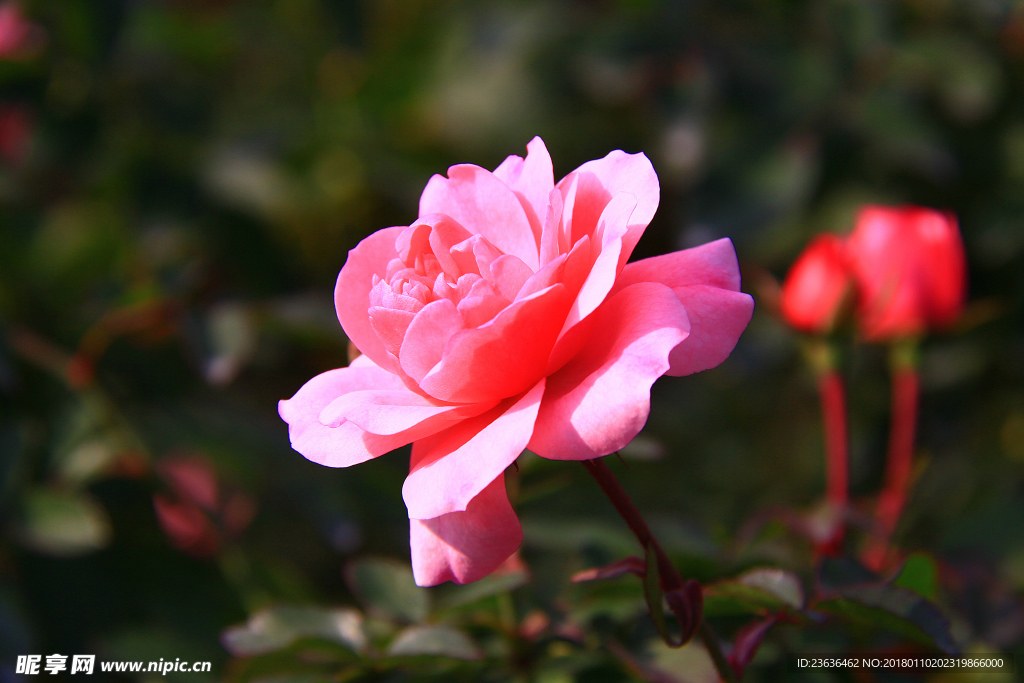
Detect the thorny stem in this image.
<box><xmin>864</xmin><ymin>344</ymin><xmax>920</xmax><ymax>571</ymax></box>
<box><xmin>581</xmin><ymin>458</ymin><xmax>737</xmax><ymax>683</ymax></box>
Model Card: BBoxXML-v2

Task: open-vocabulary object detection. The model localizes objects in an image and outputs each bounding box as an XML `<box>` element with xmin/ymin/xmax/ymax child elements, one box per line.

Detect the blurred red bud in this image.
<box><xmin>780</xmin><ymin>234</ymin><xmax>853</xmax><ymax>334</ymax></box>
<box><xmin>0</xmin><ymin>2</ymin><xmax>43</xmax><ymax>59</ymax></box>
<box><xmin>153</xmin><ymin>494</ymin><xmax>220</xmax><ymax>558</ymax></box>
<box><xmin>847</xmin><ymin>206</ymin><xmax>966</xmax><ymax>341</ymax></box>
<box><xmin>157</xmin><ymin>456</ymin><xmax>219</xmax><ymax>513</ymax></box>
<box><xmin>153</xmin><ymin>454</ymin><xmax>254</xmax><ymax>558</ymax></box>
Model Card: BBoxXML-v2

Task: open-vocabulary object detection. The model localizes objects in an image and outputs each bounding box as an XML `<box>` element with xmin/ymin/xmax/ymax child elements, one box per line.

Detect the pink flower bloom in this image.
<box><xmin>780</xmin><ymin>233</ymin><xmax>852</xmax><ymax>334</ymax></box>
<box><xmin>279</xmin><ymin>138</ymin><xmax>754</xmax><ymax>585</ymax></box>
<box><xmin>846</xmin><ymin>206</ymin><xmax>966</xmax><ymax>340</ymax></box>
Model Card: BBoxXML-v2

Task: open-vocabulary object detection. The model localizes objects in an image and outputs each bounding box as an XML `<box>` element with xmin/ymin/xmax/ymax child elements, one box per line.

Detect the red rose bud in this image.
<box><xmin>847</xmin><ymin>206</ymin><xmax>966</xmax><ymax>341</ymax></box>
<box><xmin>780</xmin><ymin>233</ymin><xmax>852</xmax><ymax>334</ymax></box>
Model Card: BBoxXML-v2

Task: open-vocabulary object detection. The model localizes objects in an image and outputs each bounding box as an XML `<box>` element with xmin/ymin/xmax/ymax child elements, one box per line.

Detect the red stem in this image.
<box><xmin>581</xmin><ymin>459</ymin><xmax>679</xmax><ymax>589</ymax></box>
<box><xmin>819</xmin><ymin>370</ymin><xmax>849</xmax><ymax>512</ymax></box>
<box><xmin>865</xmin><ymin>368</ymin><xmax>919</xmax><ymax>570</ymax></box>
<box><xmin>581</xmin><ymin>458</ymin><xmax>736</xmax><ymax>683</ymax></box>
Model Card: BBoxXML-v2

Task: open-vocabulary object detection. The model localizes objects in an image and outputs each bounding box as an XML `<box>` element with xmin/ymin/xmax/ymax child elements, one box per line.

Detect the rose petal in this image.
<box><xmin>423</xmin><ymin>213</ymin><xmax>473</xmax><ymax>276</ymax></box>
<box><xmin>519</xmin><ymin>233</ymin><xmax>590</xmax><ymax>302</ymax></box>
<box><xmin>492</xmin><ymin>136</ymin><xmax>555</xmax><ymax>245</ymax></box>
<box><xmin>561</xmin><ymin>191</ymin><xmax>637</xmax><ymax>331</ymax></box>
<box><xmin>611</xmin><ymin>238</ymin><xmax>754</xmax><ymax>376</ymax></box>
<box><xmin>559</xmin><ymin>149</ymin><xmax>659</xmax><ymax>266</ymax></box>
<box><xmin>417</xmin><ymin>284</ymin><xmax>570</xmax><ymax>403</ymax></box>
<box><xmin>279</xmin><ymin>358</ymin><xmax>414</xmax><ymax>468</ymax></box>
<box><xmin>368</xmin><ymin>306</ymin><xmax>415</xmax><ymax>357</ymax></box>
<box><xmin>489</xmin><ymin>254</ymin><xmax>533</xmax><ymax>301</ymax></box>
<box><xmin>398</xmin><ymin>298</ymin><xmax>466</xmax><ymax>382</ymax></box>
<box><xmin>335</xmin><ymin>226</ymin><xmax>405</xmax><ymax>372</ymax></box>
<box><xmin>664</xmin><ymin>286</ymin><xmax>754</xmax><ymax>376</ymax></box>
<box><xmin>456</xmin><ymin>277</ymin><xmax>507</xmax><ymax>328</ymax></box>
<box><xmin>615</xmin><ymin>238</ymin><xmax>744</xmax><ymax>293</ymax></box>
<box><xmin>409</xmin><ymin>474</ymin><xmax>523</xmax><ymax>586</ymax></box>
<box><xmin>319</xmin><ymin>389</ymin><xmax>490</xmax><ymax>434</ymax></box>
<box><xmin>529</xmin><ymin>282</ymin><xmax>689</xmax><ymax>460</ymax></box>
<box><xmin>539</xmin><ymin>188</ymin><xmax>564</xmax><ymax>265</ymax></box>
<box><xmin>404</xmin><ymin>379</ymin><xmax>544</xmax><ymax>519</ymax></box>
<box><xmin>420</xmin><ymin>164</ymin><xmax>539</xmax><ymax>270</ymax></box>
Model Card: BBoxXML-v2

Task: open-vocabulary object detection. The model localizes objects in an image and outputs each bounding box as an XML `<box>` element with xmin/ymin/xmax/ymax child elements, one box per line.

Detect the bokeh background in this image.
<box><xmin>2</xmin><ymin>0</ymin><xmax>1023</xmax><ymax>680</ymax></box>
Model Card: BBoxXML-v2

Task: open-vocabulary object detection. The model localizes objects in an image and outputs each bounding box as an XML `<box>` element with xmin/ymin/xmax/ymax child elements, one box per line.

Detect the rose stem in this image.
<box><xmin>864</xmin><ymin>344</ymin><xmax>920</xmax><ymax>571</ymax></box>
<box><xmin>581</xmin><ymin>458</ymin><xmax>737</xmax><ymax>683</ymax></box>
<box><xmin>819</xmin><ymin>368</ymin><xmax>849</xmax><ymax>544</ymax></box>
<box><xmin>805</xmin><ymin>339</ymin><xmax>849</xmax><ymax>552</ymax></box>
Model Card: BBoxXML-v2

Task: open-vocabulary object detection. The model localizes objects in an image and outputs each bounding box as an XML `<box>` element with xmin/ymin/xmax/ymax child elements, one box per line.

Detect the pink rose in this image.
<box><xmin>279</xmin><ymin>138</ymin><xmax>754</xmax><ymax>586</ymax></box>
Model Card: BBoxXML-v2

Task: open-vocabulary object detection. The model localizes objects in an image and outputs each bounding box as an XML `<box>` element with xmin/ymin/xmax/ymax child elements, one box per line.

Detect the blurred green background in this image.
<box><xmin>2</xmin><ymin>0</ymin><xmax>1023</xmax><ymax>680</ymax></box>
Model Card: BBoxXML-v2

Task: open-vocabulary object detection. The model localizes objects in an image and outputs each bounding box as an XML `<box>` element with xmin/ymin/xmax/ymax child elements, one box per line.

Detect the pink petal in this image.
<box><xmin>398</xmin><ymin>298</ymin><xmax>465</xmax><ymax>382</ymax></box>
<box><xmin>420</xmin><ymin>164</ymin><xmax>539</xmax><ymax>270</ymax></box>
<box><xmin>319</xmin><ymin>389</ymin><xmax>490</xmax><ymax>434</ymax></box>
<box><xmin>489</xmin><ymin>254</ymin><xmax>533</xmax><ymax>301</ymax></box>
<box><xmin>368</xmin><ymin>306</ymin><xmax>415</xmax><ymax>358</ymax></box>
<box><xmin>611</xmin><ymin>239</ymin><xmax>754</xmax><ymax>376</ymax></box>
<box><xmin>278</xmin><ymin>358</ymin><xmax>414</xmax><ymax>468</ymax></box>
<box><xmin>519</xmin><ymin>233</ymin><xmax>591</xmax><ymax>302</ymax></box>
<box><xmin>615</xmin><ymin>238</ymin><xmax>743</xmax><ymax>292</ymax></box>
<box><xmin>492</xmin><ymin>136</ymin><xmax>555</xmax><ymax>245</ymax></box>
<box><xmin>424</xmin><ymin>214</ymin><xmax>473</xmax><ymax>276</ymax></box>
<box><xmin>559</xmin><ymin>149</ymin><xmax>659</xmax><ymax>265</ymax></box>
<box><xmin>663</xmin><ymin>286</ymin><xmax>754</xmax><ymax>376</ymax></box>
<box><xmin>561</xmin><ymin>191</ymin><xmax>636</xmax><ymax>331</ymax></box>
<box><xmin>335</xmin><ymin>226</ymin><xmax>405</xmax><ymax>372</ymax></box>
<box><xmin>403</xmin><ymin>380</ymin><xmax>544</xmax><ymax>519</ymax></box>
<box><xmin>456</xmin><ymin>278</ymin><xmax>507</xmax><ymax>328</ymax></box>
<box><xmin>417</xmin><ymin>284</ymin><xmax>571</xmax><ymax>404</ymax></box>
<box><xmin>538</xmin><ymin>188</ymin><xmax>564</xmax><ymax>265</ymax></box>
<box><xmin>528</xmin><ymin>282</ymin><xmax>689</xmax><ymax>460</ymax></box>
<box><xmin>409</xmin><ymin>474</ymin><xmax>523</xmax><ymax>586</ymax></box>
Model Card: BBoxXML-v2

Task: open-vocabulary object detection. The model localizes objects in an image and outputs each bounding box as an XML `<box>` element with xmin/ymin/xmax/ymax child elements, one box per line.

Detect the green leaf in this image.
<box><xmin>221</xmin><ymin>605</ymin><xmax>366</xmax><ymax>656</ymax></box>
<box><xmin>703</xmin><ymin>568</ymin><xmax>805</xmax><ymax>617</ymax></box>
<box><xmin>892</xmin><ymin>553</ymin><xmax>939</xmax><ymax>601</ymax></box>
<box><xmin>57</xmin><ymin>437</ymin><xmax>120</xmax><ymax>486</ymax></box>
<box><xmin>345</xmin><ymin>557</ymin><xmax>429</xmax><ymax>623</ymax></box>
<box><xmin>387</xmin><ymin>624</ymin><xmax>482</xmax><ymax>661</ymax></box>
<box><xmin>814</xmin><ymin>584</ymin><xmax>956</xmax><ymax>654</ymax></box>
<box><xmin>18</xmin><ymin>489</ymin><xmax>112</xmax><ymax>556</ymax></box>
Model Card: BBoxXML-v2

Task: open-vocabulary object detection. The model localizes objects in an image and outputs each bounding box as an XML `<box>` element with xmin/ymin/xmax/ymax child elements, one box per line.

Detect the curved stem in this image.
<box><xmin>582</xmin><ymin>458</ymin><xmax>737</xmax><ymax>683</ymax></box>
